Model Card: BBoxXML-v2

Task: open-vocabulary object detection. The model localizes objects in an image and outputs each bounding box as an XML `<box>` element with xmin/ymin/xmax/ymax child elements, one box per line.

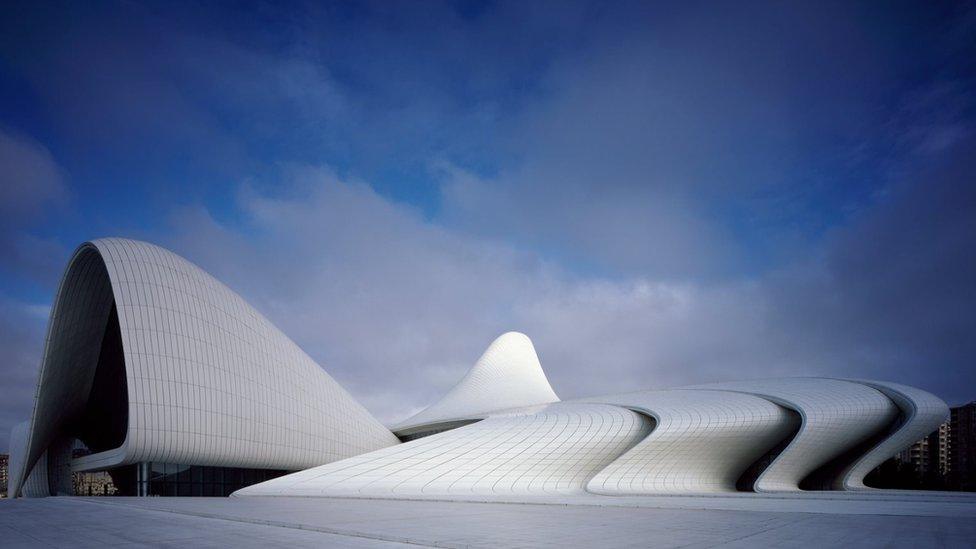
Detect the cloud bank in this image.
<box><xmin>0</xmin><ymin>2</ymin><xmax>973</xmax><ymax>450</ymax></box>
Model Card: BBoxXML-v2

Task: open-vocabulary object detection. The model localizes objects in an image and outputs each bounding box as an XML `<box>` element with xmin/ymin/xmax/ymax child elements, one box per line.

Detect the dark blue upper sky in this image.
<box><xmin>1</xmin><ymin>1</ymin><xmax>974</xmax><ymax>451</ymax></box>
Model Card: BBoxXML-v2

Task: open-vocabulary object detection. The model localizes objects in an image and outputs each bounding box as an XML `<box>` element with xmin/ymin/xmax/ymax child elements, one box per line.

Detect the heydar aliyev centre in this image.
<box><xmin>7</xmin><ymin>238</ymin><xmax>952</xmax><ymax>499</ymax></box>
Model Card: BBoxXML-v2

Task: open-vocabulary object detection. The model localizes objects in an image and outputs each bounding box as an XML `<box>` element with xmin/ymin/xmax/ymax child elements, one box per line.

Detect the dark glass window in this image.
<box><xmin>134</xmin><ymin>462</ymin><xmax>287</xmax><ymax>497</ymax></box>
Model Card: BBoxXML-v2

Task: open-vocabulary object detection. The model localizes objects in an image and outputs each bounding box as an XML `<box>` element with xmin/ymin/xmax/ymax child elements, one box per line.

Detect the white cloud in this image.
<box><xmin>162</xmin><ymin>134</ymin><xmax>976</xmax><ymax>428</ymax></box>
<box><xmin>158</xmin><ymin>166</ymin><xmax>840</xmax><ymax>424</ymax></box>
<box><xmin>0</xmin><ymin>129</ymin><xmax>67</xmax><ymax>226</ymax></box>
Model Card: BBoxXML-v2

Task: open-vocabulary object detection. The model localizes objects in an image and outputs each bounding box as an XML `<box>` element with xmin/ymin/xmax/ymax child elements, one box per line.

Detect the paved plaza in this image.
<box><xmin>2</xmin><ymin>492</ymin><xmax>975</xmax><ymax>548</ymax></box>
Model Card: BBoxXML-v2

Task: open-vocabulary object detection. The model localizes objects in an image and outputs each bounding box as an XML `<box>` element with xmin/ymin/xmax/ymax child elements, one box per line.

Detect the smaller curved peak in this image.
<box><xmin>580</xmin><ymin>389</ymin><xmax>798</xmax><ymax>495</ymax></box>
<box><xmin>835</xmin><ymin>379</ymin><xmax>949</xmax><ymax>491</ymax></box>
<box><xmin>392</xmin><ymin>332</ymin><xmax>559</xmax><ymax>436</ymax></box>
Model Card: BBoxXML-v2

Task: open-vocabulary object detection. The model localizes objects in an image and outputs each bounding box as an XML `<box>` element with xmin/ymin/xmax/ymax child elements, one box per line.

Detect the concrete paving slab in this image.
<box><xmin>2</xmin><ymin>492</ymin><xmax>975</xmax><ymax>548</ymax></box>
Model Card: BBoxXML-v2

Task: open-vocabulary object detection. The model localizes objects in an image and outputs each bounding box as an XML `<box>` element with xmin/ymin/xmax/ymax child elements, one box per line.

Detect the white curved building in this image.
<box><xmin>7</xmin><ymin>237</ymin><xmax>952</xmax><ymax>500</ymax></box>
<box><xmin>235</xmin><ymin>354</ymin><xmax>947</xmax><ymax>499</ymax></box>
<box><xmin>7</xmin><ymin>421</ymin><xmax>49</xmax><ymax>498</ymax></box>
<box><xmin>581</xmin><ymin>390</ymin><xmax>799</xmax><ymax>494</ymax></box>
<box><xmin>236</xmin><ymin>403</ymin><xmax>651</xmax><ymax>497</ymax></box>
<box><xmin>835</xmin><ymin>380</ymin><xmax>950</xmax><ymax>490</ymax></box>
<box><xmin>690</xmin><ymin>378</ymin><xmax>900</xmax><ymax>492</ymax></box>
<box><xmin>8</xmin><ymin>238</ymin><xmax>398</xmax><ymax>498</ymax></box>
<box><xmin>393</xmin><ymin>332</ymin><xmax>560</xmax><ymax>439</ymax></box>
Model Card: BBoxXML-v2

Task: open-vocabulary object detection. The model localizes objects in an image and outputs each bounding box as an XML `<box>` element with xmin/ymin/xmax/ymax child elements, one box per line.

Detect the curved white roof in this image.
<box><xmin>235</xmin><ymin>402</ymin><xmax>651</xmax><ymax>497</ymax></box>
<box><xmin>582</xmin><ymin>389</ymin><xmax>799</xmax><ymax>494</ymax></box>
<box><xmin>838</xmin><ymin>380</ymin><xmax>949</xmax><ymax>490</ymax></box>
<box><xmin>393</xmin><ymin>332</ymin><xmax>559</xmax><ymax>434</ymax></box>
<box><xmin>10</xmin><ymin>238</ymin><xmax>399</xmax><ymax>497</ymax></box>
<box><xmin>691</xmin><ymin>378</ymin><xmax>899</xmax><ymax>492</ymax></box>
<box><xmin>8</xmin><ymin>236</ymin><xmax>953</xmax><ymax>500</ymax></box>
<box><xmin>236</xmin><ymin>375</ymin><xmax>946</xmax><ymax>499</ymax></box>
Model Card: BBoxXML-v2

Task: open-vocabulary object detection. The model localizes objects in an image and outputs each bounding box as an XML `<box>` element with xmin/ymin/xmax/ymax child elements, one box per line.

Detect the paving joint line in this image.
<box><xmin>67</xmin><ymin>497</ymin><xmax>451</xmax><ymax>548</ymax></box>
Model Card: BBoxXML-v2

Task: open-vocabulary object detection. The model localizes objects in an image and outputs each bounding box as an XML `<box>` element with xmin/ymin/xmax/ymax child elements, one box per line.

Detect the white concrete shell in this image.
<box><xmin>691</xmin><ymin>378</ymin><xmax>899</xmax><ymax>492</ymax></box>
<box><xmin>580</xmin><ymin>389</ymin><xmax>799</xmax><ymax>494</ymax></box>
<box><xmin>837</xmin><ymin>380</ymin><xmax>949</xmax><ymax>490</ymax></box>
<box><xmin>9</xmin><ymin>238</ymin><xmax>398</xmax><ymax>497</ymax></box>
<box><xmin>235</xmin><ymin>402</ymin><xmax>651</xmax><ymax>497</ymax></box>
<box><xmin>7</xmin><ymin>422</ymin><xmax>49</xmax><ymax>498</ymax></box>
<box><xmin>7</xmin><ymin>236</ymin><xmax>952</xmax><ymax>500</ymax></box>
<box><xmin>393</xmin><ymin>332</ymin><xmax>559</xmax><ymax>437</ymax></box>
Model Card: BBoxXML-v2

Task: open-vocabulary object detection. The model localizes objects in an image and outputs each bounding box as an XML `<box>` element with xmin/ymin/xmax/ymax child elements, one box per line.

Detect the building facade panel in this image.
<box><xmin>7</xmin><ymin>237</ymin><xmax>959</xmax><ymax>499</ymax></box>
<box><xmin>235</xmin><ymin>403</ymin><xmax>652</xmax><ymax>497</ymax></box>
<box><xmin>9</xmin><ymin>239</ymin><xmax>399</xmax><ymax>497</ymax></box>
<box><xmin>691</xmin><ymin>378</ymin><xmax>899</xmax><ymax>492</ymax></box>
<box><xmin>8</xmin><ymin>246</ymin><xmax>115</xmax><ymax>498</ymax></box>
<box><xmin>581</xmin><ymin>389</ymin><xmax>799</xmax><ymax>494</ymax></box>
<box><xmin>7</xmin><ymin>422</ymin><xmax>48</xmax><ymax>498</ymax></box>
<box><xmin>838</xmin><ymin>380</ymin><xmax>949</xmax><ymax>490</ymax></box>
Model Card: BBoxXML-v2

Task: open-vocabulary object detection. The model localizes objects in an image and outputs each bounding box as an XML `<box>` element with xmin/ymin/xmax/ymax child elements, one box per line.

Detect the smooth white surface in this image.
<box><xmin>6</xmin><ymin>422</ymin><xmax>47</xmax><ymax>498</ymax></box>
<box><xmin>235</xmin><ymin>402</ymin><xmax>651</xmax><ymax>497</ymax></box>
<box><xmin>691</xmin><ymin>378</ymin><xmax>899</xmax><ymax>492</ymax></box>
<box><xmin>11</xmin><ymin>238</ymin><xmax>399</xmax><ymax>497</ymax></box>
<box><xmin>237</xmin><ymin>374</ymin><xmax>948</xmax><ymax>499</ymax></box>
<box><xmin>392</xmin><ymin>332</ymin><xmax>559</xmax><ymax>435</ymax></box>
<box><xmin>12</xmin><ymin>244</ymin><xmax>115</xmax><ymax>497</ymax></box>
<box><xmin>8</xmin><ymin>238</ymin><xmax>953</xmax><ymax>502</ymax></box>
<box><xmin>839</xmin><ymin>379</ymin><xmax>950</xmax><ymax>490</ymax></box>
<box><xmin>581</xmin><ymin>389</ymin><xmax>799</xmax><ymax>494</ymax></box>
<box><xmin>3</xmin><ymin>494</ymin><xmax>975</xmax><ymax>548</ymax></box>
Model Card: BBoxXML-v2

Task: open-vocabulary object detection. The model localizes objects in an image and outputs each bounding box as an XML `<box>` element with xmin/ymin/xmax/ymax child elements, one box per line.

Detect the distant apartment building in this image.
<box><xmin>948</xmin><ymin>401</ymin><xmax>976</xmax><ymax>491</ymax></box>
<box><xmin>895</xmin><ymin>431</ymin><xmax>934</xmax><ymax>474</ymax></box>
<box><xmin>931</xmin><ymin>426</ymin><xmax>945</xmax><ymax>476</ymax></box>
<box><xmin>880</xmin><ymin>401</ymin><xmax>975</xmax><ymax>491</ymax></box>
<box><xmin>1</xmin><ymin>453</ymin><xmax>8</xmax><ymax>497</ymax></box>
<box><xmin>896</xmin><ymin>422</ymin><xmax>949</xmax><ymax>476</ymax></box>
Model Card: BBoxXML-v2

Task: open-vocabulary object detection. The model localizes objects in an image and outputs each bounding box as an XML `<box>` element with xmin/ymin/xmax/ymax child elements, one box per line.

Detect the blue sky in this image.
<box><xmin>1</xmin><ymin>1</ymin><xmax>974</xmax><ymax>451</ymax></box>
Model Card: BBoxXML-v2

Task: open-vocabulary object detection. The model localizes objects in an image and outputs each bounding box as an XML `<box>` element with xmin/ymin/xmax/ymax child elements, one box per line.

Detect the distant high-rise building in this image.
<box><xmin>937</xmin><ymin>422</ymin><xmax>950</xmax><ymax>476</ymax></box>
<box><xmin>1</xmin><ymin>453</ymin><xmax>8</xmax><ymax>497</ymax></box>
<box><xmin>877</xmin><ymin>401</ymin><xmax>975</xmax><ymax>491</ymax></box>
<box><xmin>892</xmin><ymin>423</ymin><xmax>947</xmax><ymax>487</ymax></box>
<box><xmin>949</xmin><ymin>401</ymin><xmax>976</xmax><ymax>491</ymax></box>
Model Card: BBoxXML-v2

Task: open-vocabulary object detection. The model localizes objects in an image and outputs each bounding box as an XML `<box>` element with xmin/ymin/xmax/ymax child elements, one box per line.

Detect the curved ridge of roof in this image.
<box><xmin>9</xmin><ymin>237</ymin><xmax>400</xmax><ymax>497</ymax></box>
<box><xmin>836</xmin><ymin>379</ymin><xmax>949</xmax><ymax>490</ymax></box>
<box><xmin>393</xmin><ymin>332</ymin><xmax>559</xmax><ymax>433</ymax></box>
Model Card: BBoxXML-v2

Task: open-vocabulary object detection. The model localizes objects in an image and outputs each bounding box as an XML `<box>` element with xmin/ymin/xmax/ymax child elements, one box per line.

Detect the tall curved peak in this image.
<box><xmin>836</xmin><ymin>380</ymin><xmax>949</xmax><ymax>490</ymax></box>
<box><xmin>582</xmin><ymin>389</ymin><xmax>799</xmax><ymax>494</ymax></box>
<box><xmin>690</xmin><ymin>378</ymin><xmax>898</xmax><ymax>492</ymax></box>
<box><xmin>393</xmin><ymin>332</ymin><xmax>559</xmax><ymax>435</ymax></box>
<box><xmin>10</xmin><ymin>238</ymin><xmax>398</xmax><ymax>497</ymax></box>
